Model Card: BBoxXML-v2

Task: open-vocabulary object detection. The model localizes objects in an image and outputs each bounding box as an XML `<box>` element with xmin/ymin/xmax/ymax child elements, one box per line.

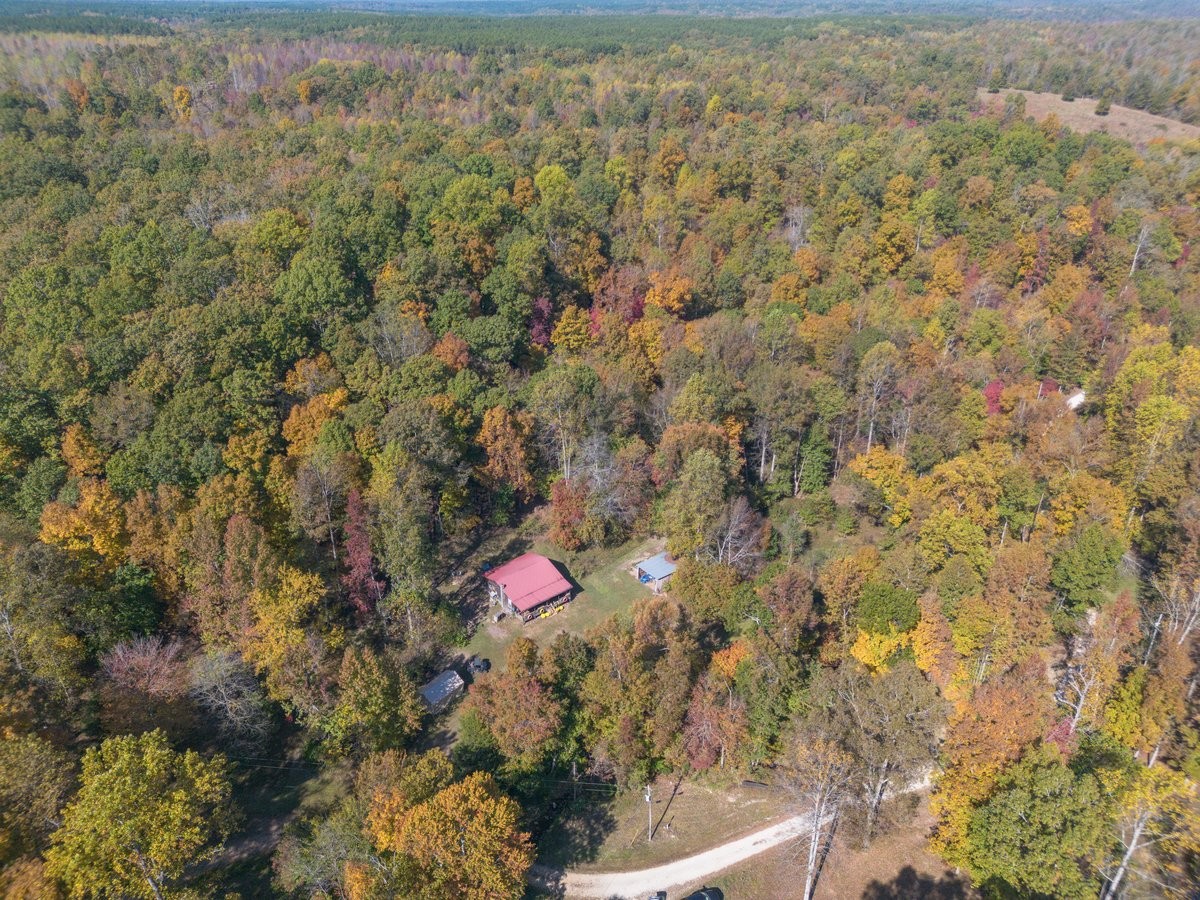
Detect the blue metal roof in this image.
<box><xmin>637</xmin><ymin>552</ymin><xmax>677</xmax><ymax>580</ymax></box>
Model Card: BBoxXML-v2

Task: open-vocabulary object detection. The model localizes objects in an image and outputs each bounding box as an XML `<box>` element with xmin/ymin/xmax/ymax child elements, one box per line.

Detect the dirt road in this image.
<box><xmin>546</xmin><ymin>778</ymin><xmax>932</xmax><ymax>898</ymax></box>
<box><xmin>556</xmin><ymin>813</ymin><xmax>807</xmax><ymax>899</ymax></box>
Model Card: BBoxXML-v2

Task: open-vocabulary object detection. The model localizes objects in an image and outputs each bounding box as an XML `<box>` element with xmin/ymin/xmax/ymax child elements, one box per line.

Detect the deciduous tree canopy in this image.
<box><xmin>0</xmin><ymin>6</ymin><xmax>1198</xmax><ymax>898</ymax></box>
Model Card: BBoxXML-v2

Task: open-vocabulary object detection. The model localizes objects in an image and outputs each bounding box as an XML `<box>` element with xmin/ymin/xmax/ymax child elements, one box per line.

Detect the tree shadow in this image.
<box><xmin>420</xmin><ymin>716</ymin><xmax>462</xmax><ymax>753</ymax></box>
<box><xmin>526</xmin><ymin>865</ymin><xmax>566</xmax><ymax>899</ymax></box>
<box><xmin>652</xmin><ymin>775</ymin><xmax>684</xmax><ymax>838</ymax></box>
<box><xmin>861</xmin><ymin>866</ymin><xmax>972</xmax><ymax>899</ymax></box>
<box><xmin>449</xmin><ymin>532</ymin><xmax>536</xmax><ymax>632</ymax></box>
<box><xmin>549</xmin><ymin>556</ymin><xmax>585</xmax><ymax>598</ymax></box>
<box><xmin>535</xmin><ymin>792</ymin><xmax>619</xmax><ymax>871</ymax></box>
<box><xmin>192</xmin><ymin>743</ymin><xmax>319</xmax><ymax>895</ymax></box>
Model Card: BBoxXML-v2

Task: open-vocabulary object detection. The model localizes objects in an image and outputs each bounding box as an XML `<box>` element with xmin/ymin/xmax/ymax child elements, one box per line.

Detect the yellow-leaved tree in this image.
<box><xmin>243</xmin><ymin>565</ymin><xmax>325</xmax><ymax>712</ymax></box>
<box><xmin>47</xmin><ymin>730</ymin><xmax>233</xmax><ymax>900</ymax></box>
<box><xmin>364</xmin><ymin>762</ymin><xmax>533</xmax><ymax>900</ymax></box>
<box><xmin>40</xmin><ymin>479</ymin><xmax>126</xmax><ymax>565</ymax></box>
<box><xmin>847</xmin><ymin>446</ymin><xmax>914</xmax><ymax>527</ymax></box>
<box><xmin>397</xmin><ymin>772</ymin><xmax>534</xmax><ymax>900</ymax></box>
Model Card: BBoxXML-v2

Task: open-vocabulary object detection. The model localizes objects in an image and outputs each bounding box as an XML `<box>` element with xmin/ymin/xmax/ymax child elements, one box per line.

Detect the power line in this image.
<box><xmin>230</xmin><ymin>761</ymin><xmax>312</xmax><ymax>771</ymax></box>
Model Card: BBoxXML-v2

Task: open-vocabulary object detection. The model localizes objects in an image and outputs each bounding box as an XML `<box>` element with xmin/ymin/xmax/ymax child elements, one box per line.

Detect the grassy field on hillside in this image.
<box><xmin>979</xmin><ymin>88</ymin><xmax>1200</xmax><ymax>142</ymax></box>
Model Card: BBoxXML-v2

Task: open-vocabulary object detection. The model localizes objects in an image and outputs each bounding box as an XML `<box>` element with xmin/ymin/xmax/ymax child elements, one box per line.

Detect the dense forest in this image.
<box><xmin>0</xmin><ymin>5</ymin><xmax>1199</xmax><ymax>899</ymax></box>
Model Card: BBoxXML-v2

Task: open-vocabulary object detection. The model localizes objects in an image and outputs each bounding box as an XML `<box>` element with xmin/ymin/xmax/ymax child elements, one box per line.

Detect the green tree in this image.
<box><xmin>857</xmin><ymin>581</ymin><xmax>920</xmax><ymax>634</ymax></box>
<box><xmin>0</xmin><ymin>733</ymin><xmax>75</xmax><ymax>857</ymax></box>
<box><xmin>46</xmin><ymin>730</ymin><xmax>234</xmax><ymax>900</ymax></box>
<box><xmin>966</xmin><ymin>746</ymin><xmax>1110</xmax><ymax>899</ymax></box>
<box><xmin>322</xmin><ymin>646</ymin><xmax>425</xmax><ymax>756</ymax></box>
<box><xmin>0</xmin><ymin>542</ymin><xmax>87</xmax><ymax>695</ymax></box>
<box><xmin>430</xmin><ymin>174</ymin><xmax>506</xmax><ymax>279</ymax></box>
<box><xmin>660</xmin><ymin>449</ymin><xmax>730</xmax><ymax>557</ymax></box>
<box><xmin>528</xmin><ymin>363</ymin><xmax>598</xmax><ymax>480</ymax></box>
<box><xmin>271</xmin><ymin>247</ymin><xmax>358</xmax><ymax>349</ymax></box>
<box><xmin>235</xmin><ymin>208</ymin><xmax>308</xmax><ymax>276</ymax></box>
<box><xmin>1051</xmin><ymin>524</ymin><xmax>1124</xmax><ymax>613</ymax></box>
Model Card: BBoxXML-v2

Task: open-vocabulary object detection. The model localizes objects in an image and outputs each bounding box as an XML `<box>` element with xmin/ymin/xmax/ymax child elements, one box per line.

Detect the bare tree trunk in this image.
<box><xmin>1101</xmin><ymin>815</ymin><xmax>1147</xmax><ymax>900</ymax></box>
<box><xmin>1129</xmin><ymin>224</ymin><xmax>1149</xmax><ymax>277</ymax></box>
<box><xmin>1147</xmin><ymin>738</ymin><xmax>1162</xmax><ymax>768</ymax></box>
<box><xmin>1142</xmin><ymin>613</ymin><xmax>1163</xmax><ymax>665</ymax></box>
<box><xmin>1028</xmin><ymin>492</ymin><xmax>1046</xmax><ymax>539</ymax></box>
<box><xmin>325</xmin><ymin>505</ymin><xmax>339</xmax><ymax>565</ymax></box>
<box><xmin>974</xmin><ymin>650</ymin><xmax>992</xmax><ymax>686</ymax></box>
<box><xmin>0</xmin><ymin>607</ymin><xmax>25</xmax><ymax>674</ymax></box>
<box><xmin>133</xmin><ymin>848</ymin><xmax>165</xmax><ymax>900</ymax></box>
<box><xmin>862</xmin><ymin>767</ymin><xmax>889</xmax><ymax>849</ymax></box>
<box><xmin>801</xmin><ymin>813</ymin><xmax>821</xmax><ymax>900</ymax></box>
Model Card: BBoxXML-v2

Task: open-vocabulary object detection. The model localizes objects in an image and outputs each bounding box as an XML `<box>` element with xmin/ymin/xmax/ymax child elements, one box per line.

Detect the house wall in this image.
<box><xmin>487</xmin><ymin>579</ymin><xmax>512</xmax><ymax>611</ymax></box>
<box><xmin>518</xmin><ymin>590</ymin><xmax>571</xmax><ymax>623</ymax></box>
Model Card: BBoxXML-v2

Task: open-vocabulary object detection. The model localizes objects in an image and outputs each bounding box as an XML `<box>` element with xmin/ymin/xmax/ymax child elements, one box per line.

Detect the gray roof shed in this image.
<box><xmin>420</xmin><ymin>669</ymin><xmax>465</xmax><ymax>710</ymax></box>
<box><xmin>636</xmin><ymin>552</ymin><xmax>677</xmax><ymax>581</ymax></box>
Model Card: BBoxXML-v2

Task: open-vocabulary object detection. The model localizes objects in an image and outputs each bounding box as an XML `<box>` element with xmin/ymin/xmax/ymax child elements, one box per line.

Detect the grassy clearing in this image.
<box><xmin>197</xmin><ymin>751</ymin><xmax>353</xmax><ymax>896</ymax></box>
<box><xmin>674</xmin><ymin>793</ymin><xmax>975</xmax><ymax>900</ymax></box>
<box><xmin>677</xmin><ymin>840</ymin><xmax>794</xmax><ymax>900</ymax></box>
<box><xmin>978</xmin><ymin>88</ymin><xmax>1200</xmax><ymax>143</ymax></box>
<box><xmin>428</xmin><ymin>532</ymin><xmax>662</xmax><ymax>748</ymax></box>
<box><xmin>462</xmin><ymin>534</ymin><xmax>662</xmax><ymax>671</ymax></box>
<box><xmin>538</xmin><ymin>774</ymin><xmax>788</xmax><ymax>873</ymax></box>
<box><xmin>813</xmin><ymin>793</ymin><xmax>974</xmax><ymax>899</ymax></box>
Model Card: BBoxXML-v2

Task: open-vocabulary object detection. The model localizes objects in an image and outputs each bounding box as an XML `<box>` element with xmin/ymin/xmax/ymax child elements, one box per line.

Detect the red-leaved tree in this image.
<box><xmin>342</xmin><ymin>490</ymin><xmax>385</xmax><ymax>617</ymax></box>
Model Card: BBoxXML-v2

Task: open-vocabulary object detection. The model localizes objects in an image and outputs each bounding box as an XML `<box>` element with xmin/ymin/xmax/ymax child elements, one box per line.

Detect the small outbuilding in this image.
<box><xmin>484</xmin><ymin>552</ymin><xmax>574</xmax><ymax>623</ymax></box>
<box><xmin>420</xmin><ymin>669</ymin><xmax>465</xmax><ymax>712</ymax></box>
<box><xmin>634</xmin><ymin>551</ymin><xmax>677</xmax><ymax>593</ymax></box>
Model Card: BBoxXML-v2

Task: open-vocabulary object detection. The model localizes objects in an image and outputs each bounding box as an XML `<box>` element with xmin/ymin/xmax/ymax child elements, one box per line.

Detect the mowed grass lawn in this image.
<box><xmin>537</xmin><ymin>774</ymin><xmax>789</xmax><ymax>873</ymax></box>
<box><xmin>428</xmin><ymin>535</ymin><xmax>663</xmax><ymax>748</ymax></box>
<box><xmin>462</xmin><ymin>535</ymin><xmax>662</xmax><ymax>672</ymax></box>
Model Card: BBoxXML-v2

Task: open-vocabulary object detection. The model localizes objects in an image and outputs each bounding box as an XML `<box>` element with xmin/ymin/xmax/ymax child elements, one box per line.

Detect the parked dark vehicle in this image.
<box><xmin>683</xmin><ymin>889</ymin><xmax>724</xmax><ymax>900</ymax></box>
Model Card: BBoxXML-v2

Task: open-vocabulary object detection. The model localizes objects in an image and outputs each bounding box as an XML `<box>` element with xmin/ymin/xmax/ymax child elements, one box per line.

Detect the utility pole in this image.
<box><xmin>645</xmin><ymin>784</ymin><xmax>653</xmax><ymax>842</ymax></box>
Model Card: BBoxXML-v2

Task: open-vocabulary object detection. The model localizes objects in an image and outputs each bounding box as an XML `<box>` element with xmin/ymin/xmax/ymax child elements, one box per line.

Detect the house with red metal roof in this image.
<box><xmin>484</xmin><ymin>552</ymin><xmax>573</xmax><ymax>622</ymax></box>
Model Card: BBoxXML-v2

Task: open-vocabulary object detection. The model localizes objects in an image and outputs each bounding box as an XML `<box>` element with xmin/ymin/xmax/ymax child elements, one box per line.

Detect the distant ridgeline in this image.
<box><xmin>1</xmin><ymin>2</ymin><xmax>1197</xmax><ymax>123</ymax></box>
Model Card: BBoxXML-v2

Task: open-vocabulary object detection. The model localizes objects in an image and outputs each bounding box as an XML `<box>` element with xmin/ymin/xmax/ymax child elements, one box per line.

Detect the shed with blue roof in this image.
<box><xmin>634</xmin><ymin>552</ymin><xmax>677</xmax><ymax>593</ymax></box>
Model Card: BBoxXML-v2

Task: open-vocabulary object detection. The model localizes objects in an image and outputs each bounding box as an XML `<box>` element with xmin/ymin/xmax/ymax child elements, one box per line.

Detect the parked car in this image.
<box><xmin>468</xmin><ymin>655</ymin><xmax>491</xmax><ymax>674</ymax></box>
<box><xmin>646</xmin><ymin>892</ymin><xmax>667</xmax><ymax>900</ymax></box>
<box><xmin>683</xmin><ymin>889</ymin><xmax>724</xmax><ymax>900</ymax></box>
